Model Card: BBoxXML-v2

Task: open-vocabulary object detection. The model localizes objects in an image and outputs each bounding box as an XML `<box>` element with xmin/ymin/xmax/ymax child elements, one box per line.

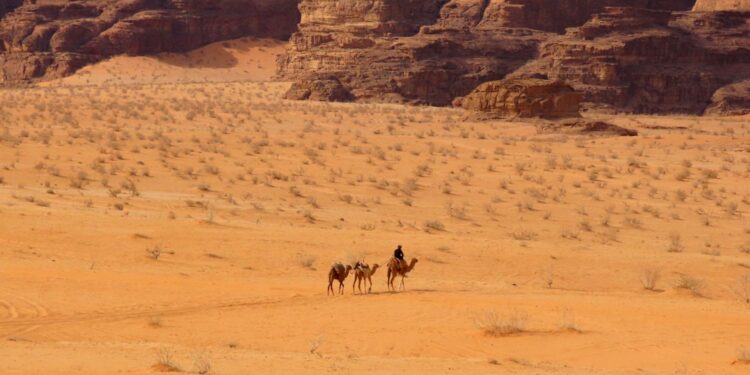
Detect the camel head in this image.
<box><xmin>369</xmin><ymin>263</ymin><xmax>380</xmax><ymax>275</ymax></box>
<box><xmin>407</xmin><ymin>258</ymin><xmax>418</xmax><ymax>272</ymax></box>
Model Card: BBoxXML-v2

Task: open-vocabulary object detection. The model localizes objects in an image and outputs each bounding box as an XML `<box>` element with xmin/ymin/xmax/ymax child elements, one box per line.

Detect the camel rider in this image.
<box><xmin>394</xmin><ymin>245</ymin><xmax>406</xmax><ymax>268</ymax></box>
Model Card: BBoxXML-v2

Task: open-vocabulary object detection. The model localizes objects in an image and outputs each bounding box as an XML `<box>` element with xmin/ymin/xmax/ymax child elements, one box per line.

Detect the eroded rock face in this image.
<box><xmin>0</xmin><ymin>0</ymin><xmax>300</xmax><ymax>81</ymax></box>
<box><xmin>513</xmin><ymin>8</ymin><xmax>750</xmax><ymax>114</ymax></box>
<box><xmin>280</xmin><ymin>0</ymin><xmax>750</xmax><ymax>115</ymax></box>
<box><xmin>455</xmin><ymin>78</ymin><xmax>581</xmax><ymax>118</ymax></box>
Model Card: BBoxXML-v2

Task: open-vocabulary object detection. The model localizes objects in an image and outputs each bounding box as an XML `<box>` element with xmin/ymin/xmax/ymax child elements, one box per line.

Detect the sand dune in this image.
<box><xmin>0</xmin><ymin>39</ymin><xmax>749</xmax><ymax>374</ymax></box>
<box><xmin>44</xmin><ymin>37</ymin><xmax>285</xmax><ymax>87</ymax></box>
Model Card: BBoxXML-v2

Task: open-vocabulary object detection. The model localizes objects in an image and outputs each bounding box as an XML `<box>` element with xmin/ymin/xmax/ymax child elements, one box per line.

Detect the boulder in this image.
<box><xmin>704</xmin><ymin>80</ymin><xmax>750</xmax><ymax>115</ymax></box>
<box><xmin>284</xmin><ymin>76</ymin><xmax>355</xmax><ymax>102</ymax></box>
<box><xmin>456</xmin><ymin>78</ymin><xmax>582</xmax><ymax>119</ymax></box>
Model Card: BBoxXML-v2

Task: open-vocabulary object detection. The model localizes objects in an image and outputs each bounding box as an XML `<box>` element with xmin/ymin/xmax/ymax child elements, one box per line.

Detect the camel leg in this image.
<box><xmin>366</xmin><ymin>275</ymin><xmax>372</xmax><ymax>293</ymax></box>
<box><xmin>327</xmin><ymin>281</ymin><xmax>333</xmax><ymax>296</ymax></box>
<box><xmin>387</xmin><ymin>269</ymin><xmax>392</xmax><ymax>291</ymax></box>
<box><xmin>339</xmin><ymin>280</ymin><xmax>345</xmax><ymax>295</ymax></box>
<box><xmin>352</xmin><ymin>275</ymin><xmax>357</xmax><ymax>294</ymax></box>
<box><xmin>358</xmin><ymin>276</ymin><xmax>363</xmax><ymax>294</ymax></box>
<box><xmin>400</xmin><ymin>275</ymin><xmax>405</xmax><ymax>291</ymax></box>
<box><xmin>385</xmin><ymin>268</ymin><xmax>391</xmax><ymax>291</ymax></box>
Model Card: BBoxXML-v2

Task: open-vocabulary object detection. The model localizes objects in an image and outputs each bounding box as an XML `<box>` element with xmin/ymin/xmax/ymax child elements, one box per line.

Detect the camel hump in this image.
<box><xmin>355</xmin><ymin>262</ymin><xmax>369</xmax><ymax>270</ymax></box>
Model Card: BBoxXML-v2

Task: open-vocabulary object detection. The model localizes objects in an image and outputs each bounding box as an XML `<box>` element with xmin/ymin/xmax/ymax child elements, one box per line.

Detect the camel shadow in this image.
<box><xmin>361</xmin><ymin>288</ymin><xmax>438</xmax><ymax>296</ymax></box>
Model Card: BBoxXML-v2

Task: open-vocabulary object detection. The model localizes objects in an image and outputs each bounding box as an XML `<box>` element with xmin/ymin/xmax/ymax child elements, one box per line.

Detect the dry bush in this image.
<box><xmin>297</xmin><ymin>254</ymin><xmax>316</xmax><ymax>270</ymax></box>
<box><xmin>309</xmin><ymin>336</ymin><xmax>323</xmax><ymax>356</ymax></box>
<box><xmin>734</xmin><ymin>274</ymin><xmax>750</xmax><ymax>305</ymax></box>
<box><xmin>640</xmin><ymin>268</ymin><xmax>660</xmax><ymax>291</ymax></box>
<box><xmin>667</xmin><ymin>233</ymin><xmax>683</xmax><ymax>253</ymax></box>
<box><xmin>423</xmin><ymin>220</ymin><xmax>446</xmax><ymax>232</ymax></box>
<box><xmin>558</xmin><ymin>310</ymin><xmax>581</xmax><ymax>333</ymax></box>
<box><xmin>560</xmin><ymin>229</ymin><xmax>580</xmax><ymax>240</ymax></box>
<box><xmin>475</xmin><ymin>310</ymin><xmax>528</xmax><ymax>336</ymax></box>
<box><xmin>624</xmin><ymin>217</ymin><xmax>642</xmax><ymax>229</ymax></box>
<box><xmin>674</xmin><ymin>275</ymin><xmax>704</xmax><ymax>296</ymax></box>
<box><xmin>192</xmin><ymin>352</ymin><xmax>211</xmax><ymax>374</ymax></box>
<box><xmin>445</xmin><ymin>202</ymin><xmax>468</xmax><ymax>220</ymax></box>
<box><xmin>737</xmin><ymin>347</ymin><xmax>750</xmax><ymax>364</ymax></box>
<box><xmin>154</xmin><ymin>348</ymin><xmax>180</xmax><ymax>372</ymax></box>
<box><xmin>511</xmin><ymin>229</ymin><xmax>538</xmax><ymax>241</ymax></box>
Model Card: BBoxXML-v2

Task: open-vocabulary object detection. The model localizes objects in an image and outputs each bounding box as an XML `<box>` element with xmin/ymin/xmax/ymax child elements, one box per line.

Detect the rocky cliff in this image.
<box><xmin>0</xmin><ymin>0</ymin><xmax>299</xmax><ymax>81</ymax></box>
<box><xmin>511</xmin><ymin>7</ymin><xmax>750</xmax><ymax>114</ymax></box>
<box><xmin>280</xmin><ymin>0</ymin><xmax>750</xmax><ymax>115</ymax></box>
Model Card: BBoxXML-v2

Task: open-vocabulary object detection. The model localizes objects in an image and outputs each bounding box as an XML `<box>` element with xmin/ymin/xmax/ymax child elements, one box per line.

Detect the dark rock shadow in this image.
<box><xmin>150</xmin><ymin>46</ymin><xmax>238</xmax><ymax>69</ymax></box>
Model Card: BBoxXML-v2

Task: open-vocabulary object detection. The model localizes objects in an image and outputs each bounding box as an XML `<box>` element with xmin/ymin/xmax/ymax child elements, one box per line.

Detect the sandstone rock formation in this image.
<box><xmin>704</xmin><ymin>80</ymin><xmax>750</xmax><ymax>115</ymax></box>
<box><xmin>455</xmin><ymin>78</ymin><xmax>581</xmax><ymax>119</ymax></box>
<box><xmin>0</xmin><ymin>0</ymin><xmax>300</xmax><ymax>81</ymax></box>
<box><xmin>510</xmin><ymin>7</ymin><xmax>750</xmax><ymax>114</ymax></box>
<box><xmin>280</xmin><ymin>0</ymin><xmax>750</xmax><ymax>115</ymax></box>
<box><xmin>284</xmin><ymin>75</ymin><xmax>354</xmax><ymax>102</ymax></box>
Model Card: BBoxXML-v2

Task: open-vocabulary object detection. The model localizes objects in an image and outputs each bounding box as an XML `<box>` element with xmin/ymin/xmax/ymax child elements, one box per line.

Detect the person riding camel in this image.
<box><xmin>393</xmin><ymin>245</ymin><xmax>406</xmax><ymax>269</ymax></box>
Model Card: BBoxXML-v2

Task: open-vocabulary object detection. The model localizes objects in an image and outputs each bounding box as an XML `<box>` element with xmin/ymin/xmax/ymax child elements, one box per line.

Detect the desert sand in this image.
<box><xmin>1</xmin><ymin>38</ymin><xmax>749</xmax><ymax>374</ymax></box>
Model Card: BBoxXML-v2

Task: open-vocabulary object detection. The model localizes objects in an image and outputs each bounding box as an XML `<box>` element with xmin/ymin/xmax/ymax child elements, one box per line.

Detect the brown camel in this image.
<box><xmin>386</xmin><ymin>258</ymin><xmax>418</xmax><ymax>291</ymax></box>
<box><xmin>352</xmin><ymin>263</ymin><xmax>380</xmax><ymax>294</ymax></box>
<box><xmin>327</xmin><ymin>263</ymin><xmax>353</xmax><ymax>296</ymax></box>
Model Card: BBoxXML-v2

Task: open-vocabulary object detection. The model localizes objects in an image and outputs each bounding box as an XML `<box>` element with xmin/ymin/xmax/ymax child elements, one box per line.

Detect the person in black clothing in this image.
<box><xmin>393</xmin><ymin>245</ymin><xmax>405</xmax><ymax>268</ymax></box>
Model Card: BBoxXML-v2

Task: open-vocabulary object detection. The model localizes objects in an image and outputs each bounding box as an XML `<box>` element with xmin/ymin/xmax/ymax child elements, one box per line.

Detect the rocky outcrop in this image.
<box><xmin>284</xmin><ymin>75</ymin><xmax>354</xmax><ymax>102</ymax></box>
<box><xmin>0</xmin><ymin>0</ymin><xmax>300</xmax><ymax>81</ymax></box>
<box><xmin>704</xmin><ymin>80</ymin><xmax>750</xmax><ymax>115</ymax></box>
<box><xmin>455</xmin><ymin>78</ymin><xmax>581</xmax><ymax>118</ymax></box>
<box><xmin>513</xmin><ymin>8</ymin><xmax>750</xmax><ymax>114</ymax></box>
<box><xmin>280</xmin><ymin>0</ymin><xmax>750</xmax><ymax>115</ymax></box>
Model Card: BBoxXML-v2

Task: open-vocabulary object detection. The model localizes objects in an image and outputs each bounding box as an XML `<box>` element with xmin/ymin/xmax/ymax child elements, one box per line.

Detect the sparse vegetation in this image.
<box><xmin>674</xmin><ymin>275</ymin><xmax>705</xmax><ymax>296</ymax></box>
<box><xmin>640</xmin><ymin>268</ymin><xmax>660</xmax><ymax>291</ymax></box>
<box><xmin>475</xmin><ymin>310</ymin><xmax>528</xmax><ymax>336</ymax></box>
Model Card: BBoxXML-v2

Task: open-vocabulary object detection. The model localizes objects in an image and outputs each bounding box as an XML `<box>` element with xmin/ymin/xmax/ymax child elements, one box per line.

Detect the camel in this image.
<box><xmin>352</xmin><ymin>263</ymin><xmax>380</xmax><ymax>294</ymax></box>
<box><xmin>327</xmin><ymin>263</ymin><xmax>353</xmax><ymax>296</ymax></box>
<box><xmin>386</xmin><ymin>258</ymin><xmax>418</xmax><ymax>291</ymax></box>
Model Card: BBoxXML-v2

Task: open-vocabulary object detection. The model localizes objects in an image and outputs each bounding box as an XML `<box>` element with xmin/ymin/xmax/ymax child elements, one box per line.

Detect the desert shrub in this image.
<box><xmin>667</xmin><ymin>233</ymin><xmax>683</xmax><ymax>253</ymax></box>
<box><xmin>423</xmin><ymin>220</ymin><xmax>446</xmax><ymax>232</ymax></box>
<box><xmin>475</xmin><ymin>310</ymin><xmax>527</xmax><ymax>336</ymax></box>
<box><xmin>296</xmin><ymin>254</ymin><xmax>316</xmax><ymax>270</ymax></box>
<box><xmin>640</xmin><ymin>268</ymin><xmax>660</xmax><ymax>290</ymax></box>
<box><xmin>192</xmin><ymin>352</ymin><xmax>211</xmax><ymax>374</ymax></box>
<box><xmin>674</xmin><ymin>275</ymin><xmax>704</xmax><ymax>296</ymax></box>
<box><xmin>155</xmin><ymin>348</ymin><xmax>180</xmax><ymax>372</ymax></box>
<box><xmin>736</xmin><ymin>347</ymin><xmax>750</xmax><ymax>364</ymax></box>
<box><xmin>511</xmin><ymin>229</ymin><xmax>538</xmax><ymax>241</ymax></box>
